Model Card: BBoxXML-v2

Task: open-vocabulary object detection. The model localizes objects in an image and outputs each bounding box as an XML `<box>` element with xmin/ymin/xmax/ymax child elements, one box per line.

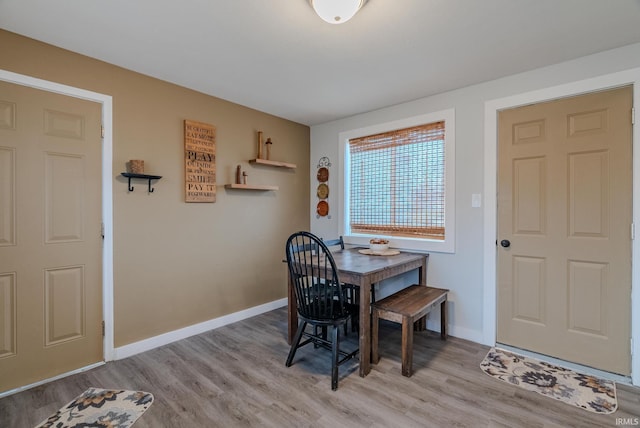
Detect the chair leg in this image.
<box><xmin>331</xmin><ymin>325</ymin><xmax>340</xmax><ymax>390</ymax></box>
<box><xmin>286</xmin><ymin>321</ymin><xmax>307</xmax><ymax>367</ymax></box>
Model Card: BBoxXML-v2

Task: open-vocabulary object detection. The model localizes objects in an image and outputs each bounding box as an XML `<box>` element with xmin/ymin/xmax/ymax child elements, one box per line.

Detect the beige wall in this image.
<box><xmin>0</xmin><ymin>30</ymin><xmax>310</xmax><ymax>347</ymax></box>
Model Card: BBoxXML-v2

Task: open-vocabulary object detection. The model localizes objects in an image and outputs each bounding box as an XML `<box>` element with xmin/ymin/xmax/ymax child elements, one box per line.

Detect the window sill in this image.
<box><xmin>344</xmin><ymin>234</ymin><xmax>454</xmax><ymax>254</ymax></box>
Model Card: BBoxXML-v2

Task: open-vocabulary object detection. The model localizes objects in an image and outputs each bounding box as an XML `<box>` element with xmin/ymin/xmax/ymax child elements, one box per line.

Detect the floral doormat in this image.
<box><xmin>35</xmin><ymin>387</ymin><xmax>154</xmax><ymax>428</ymax></box>
<box><xmin>480</xmin><ymin>347</ymin><xmax>617</xmax><ymax>414</ymax></box>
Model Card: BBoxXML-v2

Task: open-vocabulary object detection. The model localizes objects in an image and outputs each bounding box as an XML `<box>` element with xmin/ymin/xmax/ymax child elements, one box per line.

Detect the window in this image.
<box><xmin>339</xmin><ymin>109</ymin><xmax>455</xmax><ymax>253</ymax></box>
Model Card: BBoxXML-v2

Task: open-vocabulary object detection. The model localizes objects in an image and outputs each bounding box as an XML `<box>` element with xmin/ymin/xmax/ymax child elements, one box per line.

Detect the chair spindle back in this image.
<box><xmin>285</xmin><ymin>231</ymin><xmax>347</xmax><ymax>321</ymax></box>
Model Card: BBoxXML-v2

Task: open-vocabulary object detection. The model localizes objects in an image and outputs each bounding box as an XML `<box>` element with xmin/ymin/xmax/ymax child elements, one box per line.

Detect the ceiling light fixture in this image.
<box><xmin>310</xmin><ymin>0</ymin><xmax>367</xmax><ymax>24</ymax></box>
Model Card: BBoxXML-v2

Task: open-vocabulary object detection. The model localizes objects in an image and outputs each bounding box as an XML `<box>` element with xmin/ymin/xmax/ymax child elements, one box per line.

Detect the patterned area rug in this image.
<box><xmin>35</xmin><ymin>387</ymin><xmax>154</xmax><ymax>428</ymax></box>
<box><xmin>480</xmin><ymin>348</ymin><xmax>617</xmax><ymax>414</ymax></box>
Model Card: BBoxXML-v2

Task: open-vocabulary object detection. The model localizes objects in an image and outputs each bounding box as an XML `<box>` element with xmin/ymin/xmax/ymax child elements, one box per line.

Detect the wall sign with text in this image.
<box><xmin>184</xmin><ymin>120</ymin><xmax>216</xmax><ymax>202</ymax></box>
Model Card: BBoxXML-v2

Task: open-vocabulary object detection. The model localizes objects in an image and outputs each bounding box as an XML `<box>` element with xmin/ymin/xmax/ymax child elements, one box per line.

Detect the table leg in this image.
<box><xmin>371</xmin><ymin>307</ymin><xmax>380</xmax><ymax>364</ymax></box>
<box><xmin>416</xmin><ymin>257</ymin><xmax>428</xmax><ymax>330</ymax></box>
<box><xmin>441</xmin><ymin>299</ymin><xmax>448</xmax><ymax>340</ymax></box>
<box><xmin>418</xmin><ymin>256</ymin><xmax>428</xmax><ymax>285</ymax></box>
<box><xmin>358</xmin><ymin>277</ymin><xmax>371</xmax><ymax>377</ymax></box>
<box><xmin>287</xmin><ymin>271</ymin><xmax>297</xmax><ymax>344</ymax></box>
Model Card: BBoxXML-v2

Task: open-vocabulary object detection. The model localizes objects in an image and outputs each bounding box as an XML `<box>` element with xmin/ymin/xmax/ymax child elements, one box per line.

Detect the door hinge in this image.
<box><xmin>101</xmin><ymin>125</ymin><xmax>105</xmax><ymax>138</ymax></box>
<box><xmin>632</xmin><ymin>107</ymin><xmax>636</xmax><ymax>125</ymax></box>
<box><xmin>632</xmin><ymin>223</ymin><xmax>635</xmax><ymax>240</ymax></box>
<box><xmin>101</xmin><ymin>222</ymin><xmax>105</xmax><ymax>239</ymax></box>
<box><xmin>101</xmin><ymin>321</ymin><xmax>105</xmax><ymax>337</ymax></box>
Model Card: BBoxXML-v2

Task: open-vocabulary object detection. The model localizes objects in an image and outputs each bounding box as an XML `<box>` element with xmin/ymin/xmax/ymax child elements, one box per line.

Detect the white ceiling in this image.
<box><xmin>2</xmin><ymin>0</ymin><xmax>640</xmax><ymax>126</ymax></box>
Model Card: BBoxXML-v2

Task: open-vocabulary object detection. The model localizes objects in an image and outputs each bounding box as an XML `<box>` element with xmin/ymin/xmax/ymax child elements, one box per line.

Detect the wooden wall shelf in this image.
<box><xmin>249</xmin><ymin>158</ymin><xmax>297</xmax><ymax>170</ymax></box>
<box><xmin>224</xmin><ymin>183</ymin><xmax>279</xmax><ymax>191</ymax></box>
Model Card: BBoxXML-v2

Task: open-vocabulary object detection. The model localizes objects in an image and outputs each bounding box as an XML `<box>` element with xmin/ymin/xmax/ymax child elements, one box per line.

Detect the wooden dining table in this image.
<box><xmin>287</xmin><ymin>248</ymin><xmax>429</xmax><ymax>377</ymax></box>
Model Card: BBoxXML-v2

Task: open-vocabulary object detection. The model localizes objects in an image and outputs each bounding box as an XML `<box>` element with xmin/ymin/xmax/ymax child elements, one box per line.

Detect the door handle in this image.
<box><xmin>500</xmin><ymin>239</ymin><xmax>511</xmax><ymax>248</ymax></box>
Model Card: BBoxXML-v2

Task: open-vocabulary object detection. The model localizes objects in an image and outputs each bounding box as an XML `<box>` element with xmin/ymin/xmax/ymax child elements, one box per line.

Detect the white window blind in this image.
<box><xmin>348</xmin><ymin>121</ymin><xmax>445</xmax><ymax>240</ymax></box>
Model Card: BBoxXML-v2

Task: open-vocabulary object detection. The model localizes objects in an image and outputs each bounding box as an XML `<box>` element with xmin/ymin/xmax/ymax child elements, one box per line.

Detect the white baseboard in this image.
<box><xmin>423</xmin><ymin>318</ymin><xmax>484</xmax><ymax>345</ymax></box>
<box><xmin>0</xmin><ymin>361</ymin><xmax>105</xmax><ymax>399</ymax></box>
<box><xmin>113</xmin><ymin>298</ymin><xmax>288</xmax><ymax>360</ymax></box>
<box><xmin>448</xmin><ymin>325</ymin><xmax>486</xmax><ymax>345</ymax></box>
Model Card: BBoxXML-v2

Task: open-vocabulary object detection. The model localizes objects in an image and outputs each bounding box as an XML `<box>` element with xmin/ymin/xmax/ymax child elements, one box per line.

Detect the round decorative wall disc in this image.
<box><xmin>317</xmin><ymin>183</ymin><xmax>329</xmax><ymax>199</ymax></box>
<box><xmin>316</xmin><ymin>200</ymin><xmax>329</xmax><ymax>216</ymax></box>
<box><xmin>317</xmin><ymin>167</ymin><xmax>329</xmax><ymax>182</ymax></box>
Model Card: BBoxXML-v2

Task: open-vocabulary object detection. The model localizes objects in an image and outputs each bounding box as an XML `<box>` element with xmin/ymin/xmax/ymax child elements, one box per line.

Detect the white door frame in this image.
<box><xmin>483</xmin><ymin>68</ymin><xmax>640</xmax><ymax>385</ymax></box>
<box><xmin>0</xmin><ymin>70</ymin><xmax>115</xmax><ymax>364</ymax></box>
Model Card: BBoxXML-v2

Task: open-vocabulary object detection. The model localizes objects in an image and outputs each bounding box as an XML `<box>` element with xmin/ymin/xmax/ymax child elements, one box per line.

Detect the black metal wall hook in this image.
<box><xmin>121</xmin><ymin>173</ymin><xmax>162</xmax><ymax>193</ymax></box>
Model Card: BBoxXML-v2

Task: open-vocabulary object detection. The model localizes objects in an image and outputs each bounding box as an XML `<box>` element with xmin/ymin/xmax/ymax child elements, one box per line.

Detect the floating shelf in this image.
<box><xmin>224</xmin><ymin>183</ymin><xmax>278</xmax><ymax>191</ymax></box>
<box><xmin>121</xmin><ymin>172</ymin><xmax>162</xmax><ymax>192</ymax></box>
<box><xmin>249</xmin><ymin>158</ymin><xmax>297</xmax><ymax>170</ymax></box>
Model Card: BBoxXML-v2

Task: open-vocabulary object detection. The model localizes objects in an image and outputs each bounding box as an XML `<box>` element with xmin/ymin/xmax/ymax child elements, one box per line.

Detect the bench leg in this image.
<box><xmin>372</xmin><ymin>308</ymin><xmax>380</xmax><ymax>364</ymax></box>
<box><xmin>441</xmin><ymin>299</ymin><xmax>447</xmax><ymax>340</ymax></box>
<box><xmin>401</xmin><ymin>316</ymin><xmax>413</xmax><ymax>377</ymax></box>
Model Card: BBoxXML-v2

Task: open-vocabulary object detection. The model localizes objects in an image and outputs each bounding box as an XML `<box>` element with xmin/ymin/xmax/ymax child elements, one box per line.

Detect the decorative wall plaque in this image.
<box><xmin>184</xmin><ymin>120</ymin><xmax>216</xmax><ymax>202</ymax></box>
<box><xmin>315</xmin><ymin>156</ymin><xmax>332</xmax><ymax>219</ymax></box>
<box><xmin>317</xmin><ymin>183</ymin><xmax>329</xmax><ymax>199</ymax></box>
<box><xmin>316</xmin><ymin>200</ymin><xmax>329</xmax><ymax>217</ymax></box>
<box><xmin>317</xmin><ymin>167</ymin><xmax>329</xmax><ymax>182</ymax></box>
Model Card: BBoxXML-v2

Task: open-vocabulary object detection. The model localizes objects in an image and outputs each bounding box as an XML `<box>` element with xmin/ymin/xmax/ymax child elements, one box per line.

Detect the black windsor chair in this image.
<box><xmin>285</xmin><ymin>231</ymin><xmax>359</xmax><ymax>390</ymax></box>
<box><xmin>321</xmin><ymin>236</ymin><xmax>345</xmax><ymax>250</ymax></box>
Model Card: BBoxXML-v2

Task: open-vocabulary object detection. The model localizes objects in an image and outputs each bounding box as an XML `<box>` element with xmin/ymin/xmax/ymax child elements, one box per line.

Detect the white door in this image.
<box><xmin>497</xmin><ymin>86</ymin><xmax>633</xmax><ymax>375</ymax></box>
<box><xmin>0</xmin><ymin>80</ymin><xmax>103</xmax><ymax>393</ymax></box>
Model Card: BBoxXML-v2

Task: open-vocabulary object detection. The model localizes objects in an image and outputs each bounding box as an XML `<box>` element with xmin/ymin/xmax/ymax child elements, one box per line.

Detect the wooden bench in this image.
<box><xmin>371</xmin><ymin>285</ymin><xmax>449</xmax><ymax>377</ymax></box>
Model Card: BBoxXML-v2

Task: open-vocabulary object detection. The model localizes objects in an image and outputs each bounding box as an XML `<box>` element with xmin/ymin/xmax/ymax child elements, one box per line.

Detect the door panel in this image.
<box><xmin>497</xmin><ymin>86</ymin><xmax>632</xmax><ymax>375</ymax></box>
<box><xmin>513</xmin><ymin>156</ymin><xmax>546</xmax><ymax>234</ymax></box>
<box><xmin>44</xmin><ymin>265</ymin><xmax>86</xmax><ymax>346</ymax></box>
<box><xmin>512</xmin><ymin>255</ymin><xmax>546</xmax><ymax>325</ymax></box>
<box><xmin>45</xmin><ymin>152</ymin><xmax>86</xmax><ymax>243</ymax></box>
<box><xmin>0</xmin><ymin>272</ymin><xmax>16</xmax><ymax>358</ymax></box>
<box><xmin>568</xmin><ymin>151</ymin><xmax>608</xmax><ymax>237</ymax></box>
<box><xmin>0</xmin><ymin>146</ymin><xmax>15</xmax><ymax>246</ymax></box>
<box><xmin>568</xmin><ymin>260</ymin><xmax>607</xmax><ymax>336</ymax></box>
<box><xmin>0</xmin><ymin>81</ymin><xmax>102</xmax><ymax>393</ymax></box>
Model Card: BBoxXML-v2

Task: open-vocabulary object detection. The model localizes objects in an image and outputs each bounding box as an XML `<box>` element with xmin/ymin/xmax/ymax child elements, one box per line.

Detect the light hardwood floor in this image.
<box><xmin>1</xmin><ymin>307</ymin><xmax>639</xmax><ymax>427</ymax></box>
